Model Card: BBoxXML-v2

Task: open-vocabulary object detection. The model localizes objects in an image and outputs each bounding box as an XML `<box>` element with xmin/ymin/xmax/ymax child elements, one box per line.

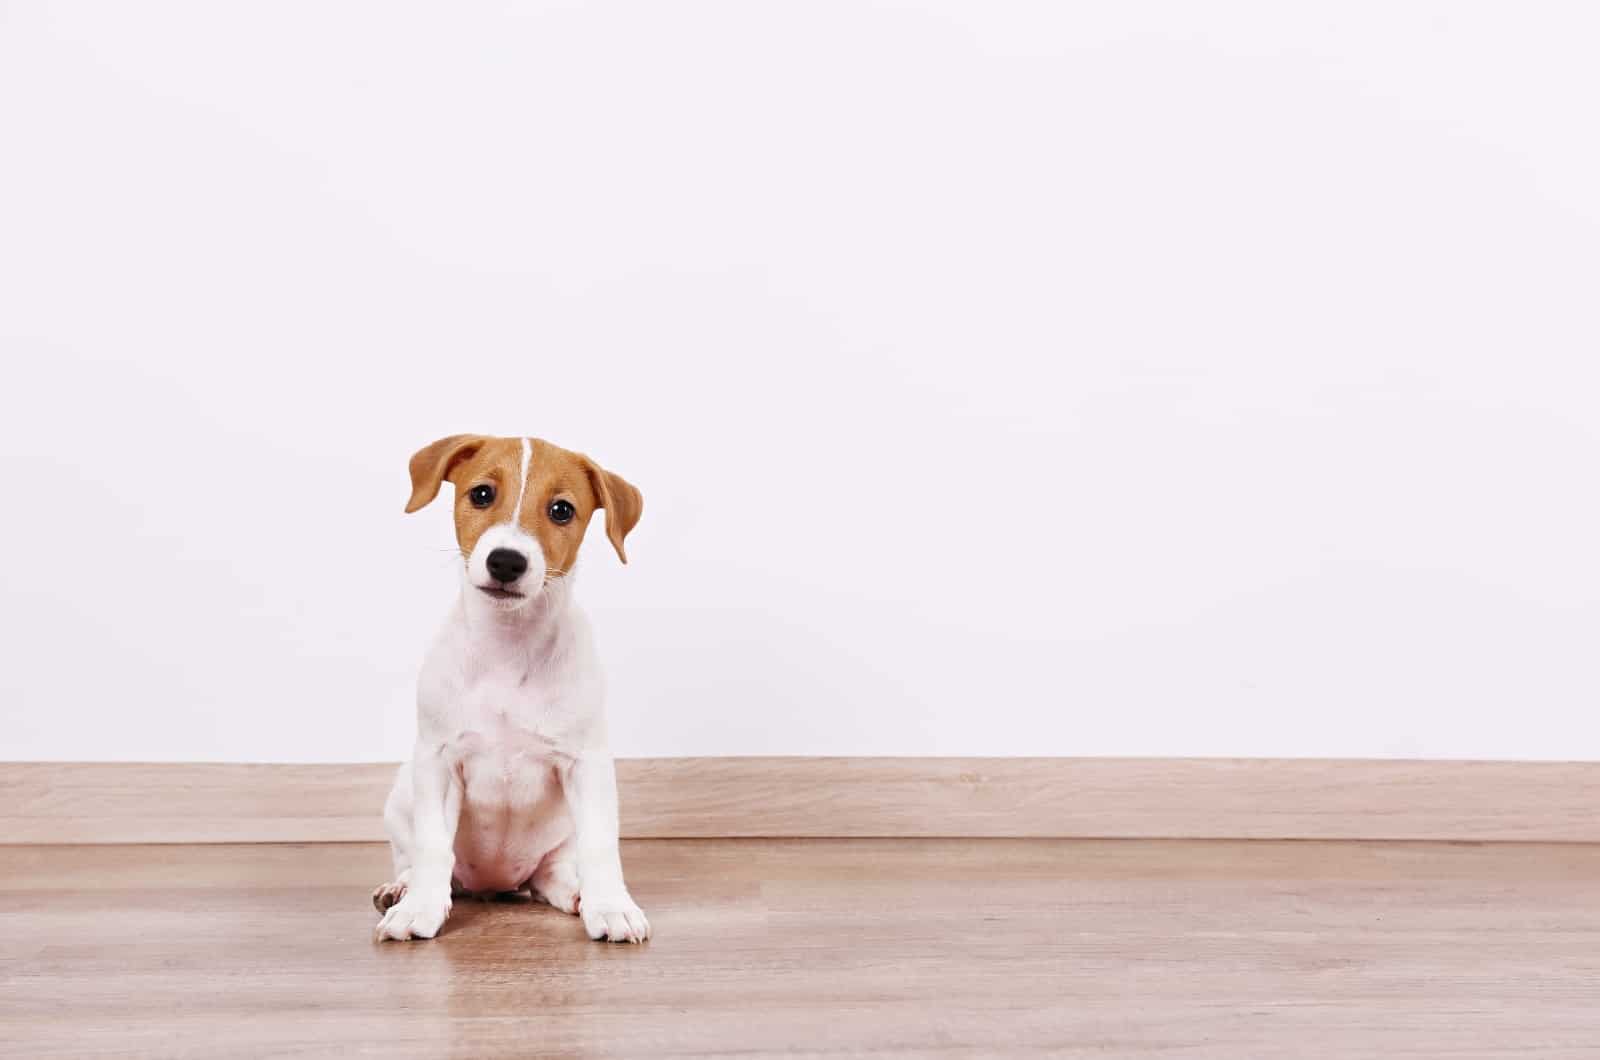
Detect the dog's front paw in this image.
<box><xmin>579</xmin><ymin>890</ymin><xmax>652</xmax><ymax>947</ymax></box>
<box><xmin>375</xmin><ymin>888</ymin><xmax>452</xmax><ymax>942</ymax></box>
<box><xmin>579</xmin><ymin>891</ymin><xmax>650</xmax><ymax>943</ymax></box>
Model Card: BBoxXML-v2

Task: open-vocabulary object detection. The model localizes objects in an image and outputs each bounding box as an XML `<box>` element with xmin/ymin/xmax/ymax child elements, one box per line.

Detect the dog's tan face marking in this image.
<box><xmin>406</xmin><ymin>435</ymin><xmax>642</xmax><ymax>574</ymax></box>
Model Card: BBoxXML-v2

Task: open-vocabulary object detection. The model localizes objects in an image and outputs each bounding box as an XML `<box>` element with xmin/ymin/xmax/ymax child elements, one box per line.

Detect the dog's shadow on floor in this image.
<box><xmin>435</xmin><ymin>891</ymin><xmax>592</xmax><ymax>944</ymax></box>
<box><xmin>369</xmin><ymin>889</ymin><xmax>641</xmax><ymax>955</ymax></box>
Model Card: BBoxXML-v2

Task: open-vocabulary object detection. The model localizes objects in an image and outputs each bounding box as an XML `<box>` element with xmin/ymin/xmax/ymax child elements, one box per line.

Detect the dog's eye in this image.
<box><xmin>547</xmin><ymin>499</ymin><xmax>575</xmax><ymax>525</ymax></box>
<box><xmin>468</xmin><ymin>484</ymin><xmax>496</xmax><ymax>509</ymax></box>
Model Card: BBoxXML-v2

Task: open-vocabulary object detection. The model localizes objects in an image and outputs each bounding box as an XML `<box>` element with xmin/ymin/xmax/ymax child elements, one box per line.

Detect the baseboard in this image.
<box><xmin>3</xmin><ymin>757</ymin><xmax>1598</xmax><ymax>844</ymax></box>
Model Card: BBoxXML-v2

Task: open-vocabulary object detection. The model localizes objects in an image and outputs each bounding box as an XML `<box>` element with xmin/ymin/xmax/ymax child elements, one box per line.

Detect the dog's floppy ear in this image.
<box><xmin>582</xmin><ymin>457</ymin><xmax>643</xmax><ymax>564</ymax></box>
<box><xmin>406</xmin><ymin>434</ymin><xmax>488</xmax><ymax>513</ymax></box>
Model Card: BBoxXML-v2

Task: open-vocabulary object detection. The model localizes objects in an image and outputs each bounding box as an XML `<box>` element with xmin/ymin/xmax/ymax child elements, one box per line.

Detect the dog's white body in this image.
<box><xmin>375</xmin><ymin>437</ymin><xmax>649</xmax><ymax>943</ymax></box>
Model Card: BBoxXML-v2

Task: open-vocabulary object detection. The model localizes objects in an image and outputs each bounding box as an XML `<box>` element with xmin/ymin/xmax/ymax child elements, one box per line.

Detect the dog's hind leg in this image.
<box><xmin>528</xmin><ymin>837</ymin><xmax>582</xmax><ymax>916</ymax></box>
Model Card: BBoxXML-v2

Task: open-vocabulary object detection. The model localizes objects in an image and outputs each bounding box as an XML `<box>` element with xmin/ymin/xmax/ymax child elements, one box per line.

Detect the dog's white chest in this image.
<box><xmin>449</xmin><ymin>723</ymin><xmax>555</xmax><ymax>799</ymax></box>
<box><xmin>420</xmin><ymin>617</ymin><xmax>593</xmax><ymax>754</ymax></box>
<box><xmin>444</xmin><ymin>664</ymin><xmax>571</xmax><ymax>780</ymax></box>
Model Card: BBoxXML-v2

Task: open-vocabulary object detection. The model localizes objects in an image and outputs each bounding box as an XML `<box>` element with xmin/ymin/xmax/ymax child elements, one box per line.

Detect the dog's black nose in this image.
<box><xmin>486</xmin><ymin>548</ymin><xmax>529</xmax><ymax>584</ymax></box>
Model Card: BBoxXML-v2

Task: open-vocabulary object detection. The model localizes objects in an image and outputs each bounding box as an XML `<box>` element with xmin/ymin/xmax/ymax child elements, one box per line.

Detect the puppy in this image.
<box><xmin>373</xmin><ymin>435</ymin><xmax>650</xmax><ymax>943</ymax></box>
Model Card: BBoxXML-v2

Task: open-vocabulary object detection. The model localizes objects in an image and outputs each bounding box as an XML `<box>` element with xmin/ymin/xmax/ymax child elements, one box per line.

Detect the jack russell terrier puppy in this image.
<box><xmin>373</xmin><ymin>434</ymin><xmax>649</xmax><ymax>944</ymax></box>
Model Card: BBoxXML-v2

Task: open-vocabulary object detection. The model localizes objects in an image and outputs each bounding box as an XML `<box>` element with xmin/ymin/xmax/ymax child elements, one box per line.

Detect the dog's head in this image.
<box><xmin>405</xmin><ymin>435</ymin><xmax>642</xmax><ymax>610</ymax></box>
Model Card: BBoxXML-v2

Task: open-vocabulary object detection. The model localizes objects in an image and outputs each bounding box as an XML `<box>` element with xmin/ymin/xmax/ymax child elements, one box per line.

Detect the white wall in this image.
<box><xmin>3</xmin><ymin>1</ymin><xmax>1599</xmax><ymax>762</ymax></box>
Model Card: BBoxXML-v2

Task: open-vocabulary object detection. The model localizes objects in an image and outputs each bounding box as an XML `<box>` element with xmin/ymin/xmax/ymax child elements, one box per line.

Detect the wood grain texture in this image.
<box><xmin>4</xmin><ymin>838</ymin><xmax>1599</xmax><ymax>1058</ymax></box>
<box><xmin>5</xmin><ymin>757</ymin><xmax>1600</xmax><ymax>844</ymax></box>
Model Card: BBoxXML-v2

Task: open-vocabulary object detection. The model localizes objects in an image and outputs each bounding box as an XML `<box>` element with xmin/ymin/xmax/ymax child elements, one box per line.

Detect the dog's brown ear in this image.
<box><xmin>582</xmin><ymin>457</ymin><xmax>643</xmax><ymax>563</ymax></box>
<box><xmin>406</xmin><ymin>435</ymin><xmax>488</xmax><ymax>513</ymax></box>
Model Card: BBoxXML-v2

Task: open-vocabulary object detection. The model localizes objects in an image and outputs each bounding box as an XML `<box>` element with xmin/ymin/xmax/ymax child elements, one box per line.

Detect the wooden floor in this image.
<box><xmin>3</xmin><ymin>840</ymin><xmax>1598</xmax><ymax>1058</ymax></box>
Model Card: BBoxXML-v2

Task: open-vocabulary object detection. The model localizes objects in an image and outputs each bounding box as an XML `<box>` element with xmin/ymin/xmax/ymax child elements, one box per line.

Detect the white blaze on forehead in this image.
<box><xmin>509</xmin><ymin>437</ymin><xmax>533</xmax><ymax>523</ymax></box>
<box><xmin>464</xmin><ymin>439</ymin><xmax>545</xmax><ymax>593</ymax></box>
